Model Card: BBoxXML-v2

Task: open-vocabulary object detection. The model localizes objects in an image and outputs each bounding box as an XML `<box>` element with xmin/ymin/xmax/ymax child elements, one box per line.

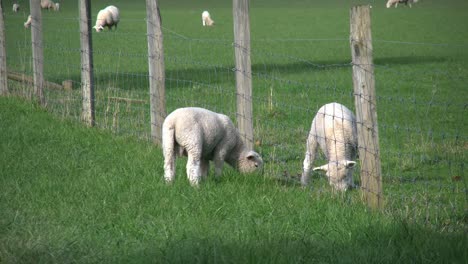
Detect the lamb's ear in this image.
<box><xmin>246</xmin><ymin>151</ymin><xmax>257</xmax><ymax>160</ymax></box>
<box><xmin>345</xmin><ymin>161</ymin><xmax>357</xmax><ymax>168</ymax></box>
<box><xmin>313</xmin><ymin>164</ymin><xmax>328</xmax><ymax>172</ymax></box>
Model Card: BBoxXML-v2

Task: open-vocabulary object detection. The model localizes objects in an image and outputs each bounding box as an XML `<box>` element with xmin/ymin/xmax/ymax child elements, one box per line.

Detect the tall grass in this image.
<box><xmin>1</xmin><ymin>97</ymin><xmax>467</xmax><ymax>263</ymax></box>
<box><xmin>1</xmin><ymin>0</ymin><xmax>467</xmax><ymax>261</ymax></box>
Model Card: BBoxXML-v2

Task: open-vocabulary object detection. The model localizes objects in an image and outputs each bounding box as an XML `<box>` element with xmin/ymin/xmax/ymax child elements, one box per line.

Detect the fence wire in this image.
<box><xmin>2</xmin><ymin>6</ymin><xmax>466</xmax><ymax>230</ymax></box>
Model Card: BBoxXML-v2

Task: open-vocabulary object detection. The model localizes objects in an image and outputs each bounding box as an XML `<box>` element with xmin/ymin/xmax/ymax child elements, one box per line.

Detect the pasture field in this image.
<box><xmin>1</xmin><ymin>0</ymin><xmax>467</xmax><ymax>262</ymax></box>
<box><xmin>1</xmin><ymin>97</ymin><xmax>466</xmax><ymax>263</ymax></box>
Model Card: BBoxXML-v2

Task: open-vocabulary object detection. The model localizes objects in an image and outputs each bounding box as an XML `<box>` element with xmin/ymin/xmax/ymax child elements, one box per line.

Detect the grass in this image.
<box><xmin>0</xmin><ymin>96</ymin><xmax>467</xmax><ymax>263</ymax></box>
<box><xmin>1</xmin><ymin>0</ymin><xmax>467</xmax><ymax>262</ymax></box>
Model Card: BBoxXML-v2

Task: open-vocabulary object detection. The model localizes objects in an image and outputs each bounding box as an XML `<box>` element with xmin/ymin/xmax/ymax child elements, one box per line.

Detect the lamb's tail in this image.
<box><xmin>162</xmin><ymin>123</ymin><xmax>175</xmax><ymax>158</ymax></box>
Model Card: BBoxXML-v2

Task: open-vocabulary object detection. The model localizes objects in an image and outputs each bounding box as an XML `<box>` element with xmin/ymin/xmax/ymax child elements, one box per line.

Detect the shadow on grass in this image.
<box><xmin>9</xmin><ymin>221</ymin><xmax>464</xmax><ymax>263</ymax></box>
<box><xmin>43</xmin><ymin>55</ymin><xmax>447</xmax><ymax>92</ymax></box>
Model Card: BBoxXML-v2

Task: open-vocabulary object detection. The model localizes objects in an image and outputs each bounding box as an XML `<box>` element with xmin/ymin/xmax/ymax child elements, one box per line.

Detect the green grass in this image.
<box><xmin>1</xmin><ymin>96</ymin><xmax>467</xmax><ymax>263</ymax></box>
<box><xmin>1</xmin><ymin>0</ymin><xmax>467</xmax><ymax>261</ymax></box>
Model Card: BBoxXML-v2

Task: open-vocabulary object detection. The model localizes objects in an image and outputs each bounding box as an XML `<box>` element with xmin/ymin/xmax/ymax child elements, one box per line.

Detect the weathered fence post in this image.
<box><xmin>0</xmin><ymin>1</ymin><xmax>8</xmax><ymax>95</ymax></box>
<box><xmin>233</xmin><ymin>0</ymin><xmax>254</xmax><ymax>149</ymax></box>
<box><xmin>350</xmin><ymin>5</ymin><xmax>383</xmax><ymax>209</ymax></box>
<box><xmin>29</xmin><ymin>0</ymin><xmax>44</xmax><ymax>105</ymax></box>
<box><xmin>146</xmin><ymin>0</ymin><xmax>166</xmax><ymax>145</ymax></box>
<box><xmin>79</xmin><ymin>0</ymin><xmax>95</xmax><ymax>126</ymax></box>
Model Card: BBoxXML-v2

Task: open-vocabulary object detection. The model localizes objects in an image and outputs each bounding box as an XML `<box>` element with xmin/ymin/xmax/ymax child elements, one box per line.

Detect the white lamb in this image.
<box><xmin>93</xmin><ymin>5</ymin><xmax>120</xmax><ymax>32</ymax></box>
<box><xmin>41</xmin><ymin>0</ymin><xmax>57</xmax><ymax>11</ymax></box>
<box><xmin>162</xmin><ymin>107</ymin><xmax>263</xmax><ymax>186</ymax></box>
<box><xmin>386</xmin><ymin>0</ymin><xmax>418</xmax><ymax>8</ymax></box>
<box><xmin>202</xmin><ymin>11</ymin><xmax>214</xmax><ymax>26</ymax></box>
<box><xmin>13</xmin><ymin>3</ymin><xmax>20</xmax><ymax>12</ymax></box>
<box><xmin>54</xmin><ymin>3</ymin><xmax>60</xmax><ymax>11</ymax></box>
<box><xmin>24</xmin><ymin>15</ymin><xmax>32</xmax><ymax>29</ymax></box>
<box><xmin>301</xmin><ymin>103</ymin><xmax>358</xmax><ymax>191</ymax></box>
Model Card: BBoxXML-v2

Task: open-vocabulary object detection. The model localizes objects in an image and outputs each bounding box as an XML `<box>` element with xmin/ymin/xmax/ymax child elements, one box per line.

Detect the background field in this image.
<box><xmin>1</xmin><ymin>0</ymin><xmax>467</xmax><ymax>262</ymax></box>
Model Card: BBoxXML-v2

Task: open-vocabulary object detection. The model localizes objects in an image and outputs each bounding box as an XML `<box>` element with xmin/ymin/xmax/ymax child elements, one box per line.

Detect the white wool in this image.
<box><xmin>202</xmin><ymin>10</ymin><xmax>214</xmax><ymax>26</ymax></box>
<box><xmin>301</xmin><ymin>103</ymin><xmax>358</xmax><ymax>191</ymax></box>
<box><xmin>386</xmin><ymin>0</ymin><xmax>418</xmax><ymax>8</ymax></box>
<box><xmin>41</xmin><ymin>0</ymin><xmax>56</xmax><ymax>11</ymax></box>
<box><xmin>94</xmin><ymin>5</ymin><xmax>120</xmax><ymax>32</ymax></box>
<box><xmin>24</xmin><ymin>15</ymin><xmax>32</xmax><ymax>28</ymax></box>
<box><xmin>13</xmin><ymin>3</ymin><xmax>20</xmax><ymax>12</ymax></box>
<box><xmin>162</xmin><ymin>107</ymin><xmax>263</xmax><ymax>186</ymax></box>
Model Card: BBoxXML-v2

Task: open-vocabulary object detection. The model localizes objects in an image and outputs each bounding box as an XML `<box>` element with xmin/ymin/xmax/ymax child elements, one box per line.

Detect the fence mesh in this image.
<box><xmin>3</xmin><ymin>3</ymin><xmax>466</xmax><ymax>230</ymax></box>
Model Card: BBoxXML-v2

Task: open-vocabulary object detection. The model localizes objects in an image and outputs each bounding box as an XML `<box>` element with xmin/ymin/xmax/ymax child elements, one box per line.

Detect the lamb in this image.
<box><xmin>386</xmin><ymin>0</ymin><xmax>418</xmax><ymax>8</ymax></box>
<box><xmin>93</xmin><ymin>5</ymin><xmax>120</xmax><ymax>32</ymax></box>
<box><xmin>24</xmin><ymin>15</ymin><xmax>32</xmax><ymax>29</ymax></box>
<box><xmin>162</xmin><ymin>107</ymin><xmax>263</xmax><ymax>186</ymax></box>
<box><xmin>13</xmin><ymin>3</ymin><xmax>20</xmax><ymax>12</ymax></box>
<box><xmin>202</xmin><ymin>11</ymin><xmax>214</xmax><ymax>26</ymax></box>
<box><xmin>301</xmin><ymin>103</ymin><xmax>358</xmax><ymax>191</ymax></box>
<box><xmin>41</xmin><ymin>0</ymin><xmax>57</xmax><ymax>11</ymax></box>
<box><xmin>54</xmin><ymin>3</ymin><xmax>60</xmax><ymax>11</ymax></box>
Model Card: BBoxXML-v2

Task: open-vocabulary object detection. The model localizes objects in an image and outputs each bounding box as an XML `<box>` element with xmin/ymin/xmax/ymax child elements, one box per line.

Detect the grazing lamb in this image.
<box><xmin>41</xmin><ymin>0</ymin><xmax>57</xmax><ymax>11</ymax></box>
<box><xmin>93</xmin><ymin>5</ymin><xmax>120</xmax><ymax>32</ymax></box>
<box><xmin>13</xmin><ymin>3</ymin><xmax>20</xmax><ymax>12</ymax></box>
<box><xmin>386</xmin><ymin>0</ymin><xmax>418</xmax><ymax>8</ymax></box>
<box><xmin>301</xmin><ymin>103</ymin><xmax>358</xmax><ymax>191</ymax></box>
<box><xmin>162</xmin><ymin>107</ymin><xmax>263</xmax><ymax>186</ymax></box>
<box><xmin>24</xmin><ymin>15</ymin><xmax>32</xmax><ymax>29</ymax></box>
<box><xmin>202</xmin><ymin>11</ymin><xmax>214</xmax><ymax>26</ymax></box>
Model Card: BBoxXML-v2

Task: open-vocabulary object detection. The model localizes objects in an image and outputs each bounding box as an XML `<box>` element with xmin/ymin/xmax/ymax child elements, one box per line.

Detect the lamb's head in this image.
<box><xmin>93</xmin><ymin>25</ymin><xmax>104</xmax><ymax>32</ymax></box>
<box><xmin>313</xmin><ymin>160</ymin><xmax>356</xmax><ymax>191</ymax></box>
<box><xmin>237</xmin><ymin>150</ymin><xmax>263</xmax><ymax>174</ymax></box>
<box><xmin>206</xmin><ymin>19</ymin><xmax>215</xmax><ymax>26</ymax></box>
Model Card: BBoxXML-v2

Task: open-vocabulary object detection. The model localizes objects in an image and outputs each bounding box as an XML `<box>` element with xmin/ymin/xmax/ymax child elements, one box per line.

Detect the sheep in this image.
<box><xmin>41</xmin><ymin>0</ymin><xmax>57</xmax><ymax>11</ymax></box>
<box><xmin>386</xmin><ymin>0</ymin><xmax>418</xmax><ymax>8</ymax></box>
<box><xmin>24</xmin><ymin>15</ymin><xmax>32</xmax><ymax>29</ymax></box>
<box><xmin>54</xmin><ymin>3</ymin><xmax>60</xmax><ymax>11</ymax></box>
<box><xmin>13</xmin><ymin>3</ymin><xmax>20</xmax><ymax>12</ymax></box>
<box><xmin>93</xmin><ymin>5</ymin><xmax>120</xmax><ymax>32</ymax></box>
<box><xmin>162</xmin><ymin>107</ymin><xmax>263</xmax><ymax>186</ymax></box>
<box><xmin>202</xmin><ymin>11</ymin><xmax>214</xmax><ymax>26</ymax></box>
<box><xmin>301</xmin><ymin>102</ymin><xmax>358</xmax><ymax>191</ymax></box>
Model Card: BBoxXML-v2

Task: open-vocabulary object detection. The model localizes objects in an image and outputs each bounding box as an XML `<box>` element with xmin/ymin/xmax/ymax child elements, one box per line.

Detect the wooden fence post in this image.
<box><xmin>0</xmin><ymin>1</ymin><xmax>8</xmax><ymax>95</ymax></box>
<box><xmin>233</xmin><ymin>0</ymin><xmax>254</xmax><ymax>149</ymax></box>
<box><xmin>29</xmin><ymin>0</ymin><xmax>44</xmax><ymax>105</ymax></box>
<box><xmin>146</xmin><ymin>0</ymin><xmax>166</xmax><ymax>146</ymax></box>
<box><xmin>79</xmin><ymin>0</ymin><xmax>95</xmax><ymax>126</ymax></box>
<box><xmin>350</xmin><ymin>5</ymin><xmax>383</xmax><ymax>209</ymax></box>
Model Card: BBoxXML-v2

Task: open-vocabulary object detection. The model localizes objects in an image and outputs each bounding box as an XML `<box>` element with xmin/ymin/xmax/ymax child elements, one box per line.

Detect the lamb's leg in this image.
<box><xmin>301</xmin><ymin>136</ymin><xmax>318</xmax><ymax>186</ymax></box>
<box><xmin>200</xmin><ymin>160</ymin><xmax>210</xmax><ymax>179</ymax></box>
<box><xmin>213</xmin><ymin>158</ymin><xmax>224</xmax><ymax>178</ymax></box>
<box><xmin>187</xmin><ymin>155</ymin><xmax>202</xmax><ymax>186</ymax></box>
<box><xmin>163</xmin><ymin>128</ymin><xmax>176</xmax><ymax>184</ymax></box>
<box><xmin>202</xmin><ymin>19</ymin><xmax>206</xmax><ymax>26</ymax></box>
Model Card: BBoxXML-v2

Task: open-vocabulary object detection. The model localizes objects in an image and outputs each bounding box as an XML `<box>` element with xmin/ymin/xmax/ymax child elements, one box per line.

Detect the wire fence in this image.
<box><xmin>1</xmin><ymin>2</ymin><xmax>466</xmax><ymax>230</ymax></box>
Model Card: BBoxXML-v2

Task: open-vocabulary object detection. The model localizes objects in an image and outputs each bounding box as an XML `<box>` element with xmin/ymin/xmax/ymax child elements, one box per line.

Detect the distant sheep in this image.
<box><xmin>93</xmin><ymin>5</ymin><xmax>120</xmax><ymax>32</ymax></box>
<box><xmin>386</xmin><ymin>0</ymin><xmax>418</xmax><ymax>8</ymax></box>
<box><xmin>13</xmin><ymin>3</ymin><xmax>20</xmax><ymax>12</ymax></box>
<box><xmin>162</xmin><ymin>107</ymin><xmax>263</xmax><ymax>186</ymax></box>
<box><xmin>202</xmin><ymin>11</ymin><xmax>214</xmax><ymax>26</ymax></box>
<box><xmin>24</xmin><ymin>15</ymin><xmax>32</xmax><ymax>28</ymax></box>
<box><xmin>54</xmin><ymin>3</ymin><xmax>60</xmax><ymax>11</ymax></box>
<box><xmin>41</xmin><ymin>0</ymin><xmax>57</xmax><ymax>11</ymax></box>
<box><xmin>301</xmin><ymin>103</ymin><xmax>358</xmax><ymax>191</ymax></box>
